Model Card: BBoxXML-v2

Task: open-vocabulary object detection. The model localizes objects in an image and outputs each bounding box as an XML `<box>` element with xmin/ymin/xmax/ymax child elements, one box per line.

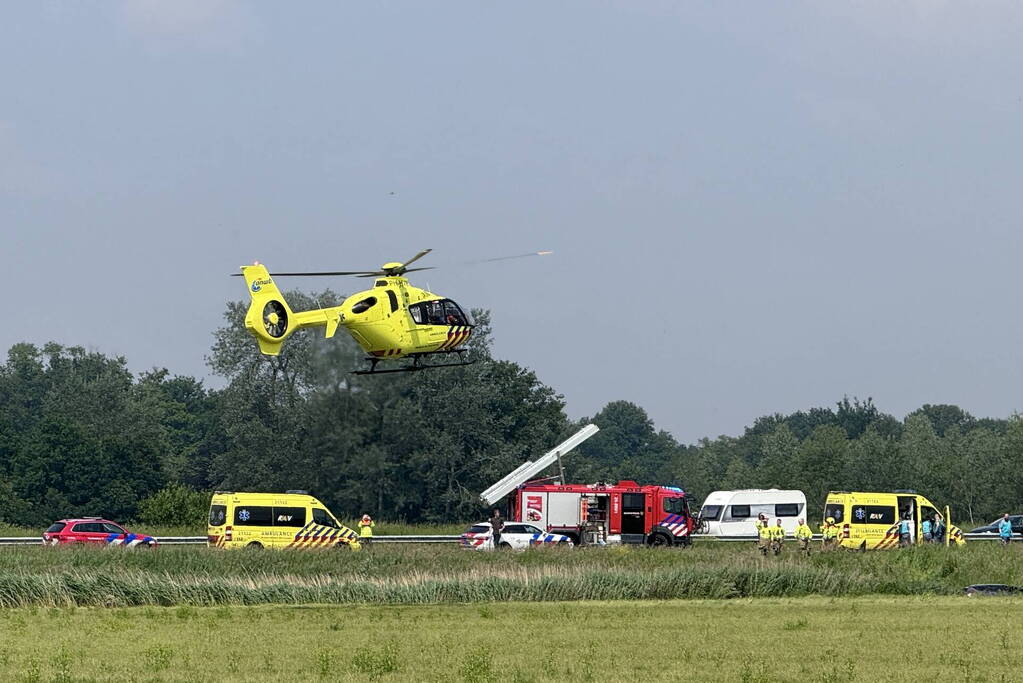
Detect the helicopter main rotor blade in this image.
<box><xmin>356</xmin><ymin>266</ymin><xmax>435</xmax><ymax>278</ymax></box>
<box><xmin>467</xmin><ymin>250</ymin><xmax>553</xmax><ymax>264</ymax></box>
<box><xmin>255</xmin><ymin>270</ymin><xmax>379</xmax><ymax>277</ymax></box>
<box><xmin>401</xmin><ymin>249</ymin><xmax>433</xmax><ymax>269</ymax></box>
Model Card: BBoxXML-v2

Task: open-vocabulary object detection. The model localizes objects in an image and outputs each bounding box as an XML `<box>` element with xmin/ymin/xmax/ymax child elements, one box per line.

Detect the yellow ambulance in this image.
<box><xmin>207</xmin><ymin>490</ymin><xmax>360</xmax><ymax>550</ymax></box>
<box><xmin>823</xmin><ymin>490</ymin><xmax>964</xmax><ymax>550</ymax></box>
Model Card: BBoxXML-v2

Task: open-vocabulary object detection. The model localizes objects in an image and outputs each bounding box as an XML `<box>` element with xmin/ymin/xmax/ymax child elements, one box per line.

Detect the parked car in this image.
<box><xmin>42</xmin><ymin>518</ymin><xmax>157</xmax><ymax>548</ymax></box>
<box><xmin>460</xmin><ymin>521</ymin><xmax>573</xmax><ymax>550</ymax></box>
<box><xmin>969</xmin><ymin>515</ymin><xmax>1023</xmax><ymax>536</ymax></box>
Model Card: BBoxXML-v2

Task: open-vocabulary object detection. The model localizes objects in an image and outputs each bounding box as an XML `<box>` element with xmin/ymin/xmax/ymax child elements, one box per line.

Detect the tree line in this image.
<box><xmin>0</xmin><ymin>291</ymin><xmax>1020</xmax><ymax>527</ymax></box>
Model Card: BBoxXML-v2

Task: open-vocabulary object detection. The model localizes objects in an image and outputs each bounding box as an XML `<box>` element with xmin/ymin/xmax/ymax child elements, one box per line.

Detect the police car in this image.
<box><xmin>460</xmin><ymin>521</ymin><xmax>574</xmax><ymax>550</ymax></box>
<box><xmin>42</xmin><ymin>518</ymin><xmax>157</xmax><ymax>548</ymax></box>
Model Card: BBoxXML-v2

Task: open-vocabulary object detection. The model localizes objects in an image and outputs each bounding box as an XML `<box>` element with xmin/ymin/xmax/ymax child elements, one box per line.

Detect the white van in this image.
<box><xmin>698</xmin><ymin>489</ymin><xmax>807</xmax><ymax>538</ymax></box>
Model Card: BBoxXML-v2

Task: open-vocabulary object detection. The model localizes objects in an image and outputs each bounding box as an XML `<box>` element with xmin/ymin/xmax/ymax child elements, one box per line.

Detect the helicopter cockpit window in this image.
<box><xmin>442</xmin><ymin>300</ymin><xmax>468</xmax><ymax>325</ymax></box>
<box><xmin>351</xmin><ymin>297</ymin><xmax>377</xmax><ymax>314</ymax></box>
<box><xmin>386</xmin><ymin>290</ymin><xmax>398</xmax><ymax>313</ymax></box>
<box><xmin>409</xmin><ymin>300</ymin><xmax>448</xmax><ymax>326</ymax></box>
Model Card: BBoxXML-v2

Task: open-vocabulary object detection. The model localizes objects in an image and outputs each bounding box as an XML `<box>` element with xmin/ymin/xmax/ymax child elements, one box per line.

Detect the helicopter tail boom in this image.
<box><xmin>239</xmin><ymin>264</ymin><xmax>343</xmax><ymax>355</ymax></box>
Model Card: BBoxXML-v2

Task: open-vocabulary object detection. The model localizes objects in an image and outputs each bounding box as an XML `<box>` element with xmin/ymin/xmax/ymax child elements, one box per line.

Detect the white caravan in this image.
<box><xmin>698</xmin><ymin>489</ymin><xmax>807</xmax><ymax>537</ymax></box>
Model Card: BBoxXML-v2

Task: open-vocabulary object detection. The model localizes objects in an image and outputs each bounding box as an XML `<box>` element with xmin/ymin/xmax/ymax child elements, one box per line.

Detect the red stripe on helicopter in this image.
<box><xmin>447</xmin><ymin>327</ymin><xmax>469</xmax><ymax>350</ymax></box>
<box><xmin>439</xmin><ymin>326</ymin><xmax>457</xmax><ymax>350</ymax></box>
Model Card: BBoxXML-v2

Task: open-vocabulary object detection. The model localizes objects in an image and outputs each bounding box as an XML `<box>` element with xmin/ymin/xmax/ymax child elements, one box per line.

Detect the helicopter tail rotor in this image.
<box><xmin>238</xmin><ymin>263</ymin><xmax>346</xmax><ymax>355</ymax></box>
<box><xmin>240</xmin><ymin>264</ymin><xmax>294</xmax><ymax>355</ymax></box>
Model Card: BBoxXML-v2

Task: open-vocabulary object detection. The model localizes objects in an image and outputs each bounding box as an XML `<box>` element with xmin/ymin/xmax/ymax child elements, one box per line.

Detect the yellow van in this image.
<box><xmin>824</xmin><ymin>491</ymin><xmax>964</xmax><ymax>550</ymax></box>
<box><xmin>207</xmin><ymin>490</ymin><xmax>360</xmax><ymax>550</ymax></box>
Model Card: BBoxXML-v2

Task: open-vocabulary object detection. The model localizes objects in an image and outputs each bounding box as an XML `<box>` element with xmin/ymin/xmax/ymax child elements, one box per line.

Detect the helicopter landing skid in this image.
<box><xmin>352</xmin><ymin>349</ymin><xmax>475</xmax><ymax>376</ymax></box>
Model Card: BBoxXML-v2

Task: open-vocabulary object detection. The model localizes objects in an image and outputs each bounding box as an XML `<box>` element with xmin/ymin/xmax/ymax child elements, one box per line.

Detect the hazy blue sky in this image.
<box><xmin>3</xmin><ymin>2</ymin><xmax>1023</xmax><ymax>442</ymax></box>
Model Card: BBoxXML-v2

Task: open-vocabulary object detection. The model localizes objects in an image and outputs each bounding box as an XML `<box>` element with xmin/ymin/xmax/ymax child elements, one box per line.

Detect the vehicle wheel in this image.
<box><xmin>498</xmin><ymin>542</ymin><xmax>512</xmax><ymax>549</ymax></box>
<box><xmin>246</xmin><ymin>541</ymin><xmax>263</xmax><ymax>550</ymax></box>
<box><xmin>649</xmin><ymin>532</ymin><xmax>672</xmax><ymax>547</ymax></box>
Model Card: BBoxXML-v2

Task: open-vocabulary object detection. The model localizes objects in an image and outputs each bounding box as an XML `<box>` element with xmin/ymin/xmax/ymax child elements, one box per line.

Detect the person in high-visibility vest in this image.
<box><xmin>820</xmin><ymin>517</ymin><xmax>838</xmax><ymax>550</ymax></box>
<box><xmin>770</xmin><ymin>519</ymin><xmax>786</xmax><ymax>556</ymax></box>
<box><xmin>758</xmin><ymin>519</ymin><xmax>772</xmax><ymax>556</ymax></box>
<box><xmin>795</xmin><ymin>518</ymin><xmax>813</xmax><ymax>556</ymax></box>
<box><xmin>359</xmin><ymin>514</ymin><xmax>374</xmax><ymax>545</ymax></box>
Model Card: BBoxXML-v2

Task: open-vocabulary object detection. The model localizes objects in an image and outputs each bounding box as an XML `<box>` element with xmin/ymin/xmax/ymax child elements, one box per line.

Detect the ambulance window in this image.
<box><xmin>729</xmin><ymin>505</ymin><xmax>751</xmax><ymax>519</ymax></box>
<box><xmin>209</xmin><ymin>505</ymin><xmax>226</xmax><ymax>527</ymax></box>
<box><xmin>234</xmin><ymin>506</ymin><xmax>273</xmax><ymax>526</ymax></box>
<box><xmin>312</xmin><ymin>508</ymin><xmax>338</xmax><ymax>528</ymax></box>
<box><xmin>775</xmin><ymin>503</ymin><xmax>801</xmax><ymax>517</ymax></box>
<box><xmin>386</xmin><ymin>290</ymin><xmax>398</xmax><ymax>313</ymax></box>
<box><xmin>851</xmin><ymin>505</ymin><xmax>895</xmax><ymax>525</ymax></box>
<box><xmin>824</xmin><ymin>504</ymin><xmax>844</xmax><ymax>524</ymax></box>
<box><xmin>663</xmin><ymin>498</ymin><xmax>686</xmax><ymax>515</ymax></box>
<box><xmin>700</xmin><ymin>505</ymin><xmax>722</xmax><ymax>521</ymax></box>
<box><xmin>273</xmin><ymin>507</ymin><xmax>307</xmax><ymax>527</ymax></box>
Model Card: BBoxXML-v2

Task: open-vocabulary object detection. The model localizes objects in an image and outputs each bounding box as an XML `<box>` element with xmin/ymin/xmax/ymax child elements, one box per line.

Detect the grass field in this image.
<box><xmin>0</xmin><ymin>597</ymin><xmax>1018</xmax><ymax>681</ymax></box>
<box><xmin>0</xmin><ymin>541</ymin><xmax>1021</xmax><ymax>607</ymax></box>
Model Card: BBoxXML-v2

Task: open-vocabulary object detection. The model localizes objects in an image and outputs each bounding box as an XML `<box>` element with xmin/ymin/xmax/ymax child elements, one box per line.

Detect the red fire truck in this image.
<box><xmin>480</xmin><ymin>425</ymin><xmax>696</xmax><ymax>547</ymax></box>
<box><xmin>507</xmin><ymin>480</ymin><xmax>694</xmax><ymax>547</ymax></box>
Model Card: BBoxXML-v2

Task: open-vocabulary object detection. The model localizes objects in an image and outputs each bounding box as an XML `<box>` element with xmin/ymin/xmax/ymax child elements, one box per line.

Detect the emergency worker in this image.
<box><xmin>758</xmin><ymin>519</ymin><xmax>772</xmax><ymax>556</ymax></box>
<box><xmin>770</xmin><ymin>519</ymin><xmax>785</xmax><ymax>556</ymax></box>
<box><xmin>489</xmin><ymin>509</ymin><xmax>505</xmax><ymax>549</ymax></box>
<box><xmin>999</xmin><ymin>514</ymin><xmax>1013</xmax><ymax>546</ymax></box>
<box><xmin>754</xmin><ymin>513</ymin><xmax>768</xmax><ymax>533</ymax></box>
<box><xmin>820</xmin><ymin>517</ymin><xmax>838</xmax><ymax>550</ymax></box>
<box><xmin>898</xmin><ymin>515</ymin><xmax>912</xmax><ymax>548</ymax></box>
<box><xmin>795</xmin><ymin>518</ymin><xmax>813</xmax><ymax>556</ymax></box>
<box><xmin>359</xmin><ymin>515</ymin><xmax>374</xmax><ymax>545</ymax></box>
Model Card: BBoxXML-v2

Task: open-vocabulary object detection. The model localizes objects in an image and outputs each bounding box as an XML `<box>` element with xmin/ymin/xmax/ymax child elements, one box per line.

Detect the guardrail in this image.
<box><xmin>0</xmin><ymin>534</ymin><xmax>463</xmax><ymax>547</ymax></box>
<box><xmin>691</xmin><ymin>533</ymin><xmax>1015</xmax><ymax>542</ymax></box>
<box><xmin>0</xmin><ymin>532</ymin><xmax>1013</xmax><ymax>547</ymax></box>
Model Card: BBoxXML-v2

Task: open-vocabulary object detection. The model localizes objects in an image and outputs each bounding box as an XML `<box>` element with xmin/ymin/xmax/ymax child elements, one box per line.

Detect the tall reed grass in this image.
<box><xmin>0</xmin><ymin>542</ymin><xmax>1018</xmax><ymax>607</ymax></box>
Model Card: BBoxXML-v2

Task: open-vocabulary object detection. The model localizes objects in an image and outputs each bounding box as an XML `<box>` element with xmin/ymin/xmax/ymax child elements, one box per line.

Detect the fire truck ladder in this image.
<box><xmin>479</xmin><ymin>424</ymin><xmax>600</xmax><ymax>507</ymax></box>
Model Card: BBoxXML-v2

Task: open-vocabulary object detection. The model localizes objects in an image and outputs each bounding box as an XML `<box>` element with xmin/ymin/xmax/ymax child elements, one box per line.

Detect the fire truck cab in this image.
<box><xmin>509</xmin><ymin>480</ymin><xmax>694</xmax><ymax>547</ymax></box>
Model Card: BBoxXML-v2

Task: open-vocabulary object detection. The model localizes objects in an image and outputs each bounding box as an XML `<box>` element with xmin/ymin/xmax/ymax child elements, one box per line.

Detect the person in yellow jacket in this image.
<box><xmin>820</xmin><ymin>517</ymin><xmax>838</xmax><ymax>551</ymax></box>
<box><xmin>359</xmin><ymin>514</ymin><xmax>374</xmax><ymax>546</ymax></box>
<box><xmin>769</xmin><ymin>519</ymin><xmax>786</xmax><ymax>556</ymax></box>
<box><xmin>757</xmin><ymin>519</ymin><xmax>773</xmax><ymax>556</ymax></box>
<box><xmin>795</xmin><ymin>518</ymin><xmax>813</xmax><ymax>556</ymax></box>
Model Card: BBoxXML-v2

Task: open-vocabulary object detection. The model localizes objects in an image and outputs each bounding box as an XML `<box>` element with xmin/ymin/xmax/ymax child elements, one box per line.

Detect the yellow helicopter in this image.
<box><xmin>233</xmin><ymin>249</ymin><xmax>551</xmax><ymax>374</ymax></box>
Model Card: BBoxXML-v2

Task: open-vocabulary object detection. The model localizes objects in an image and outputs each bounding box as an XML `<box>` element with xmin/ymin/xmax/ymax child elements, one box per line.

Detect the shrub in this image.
<box><xmin>136</xmin><ymin>485</ymin><xmax>208</xmax><ymax>528</ymax></box>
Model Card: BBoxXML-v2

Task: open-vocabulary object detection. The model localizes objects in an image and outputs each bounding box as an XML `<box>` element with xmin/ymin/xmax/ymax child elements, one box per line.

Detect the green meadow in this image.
<box><xmin>0</xmin><ymin>597</ymin><xmax>1018</xmax><ymax>682</ymax></box>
